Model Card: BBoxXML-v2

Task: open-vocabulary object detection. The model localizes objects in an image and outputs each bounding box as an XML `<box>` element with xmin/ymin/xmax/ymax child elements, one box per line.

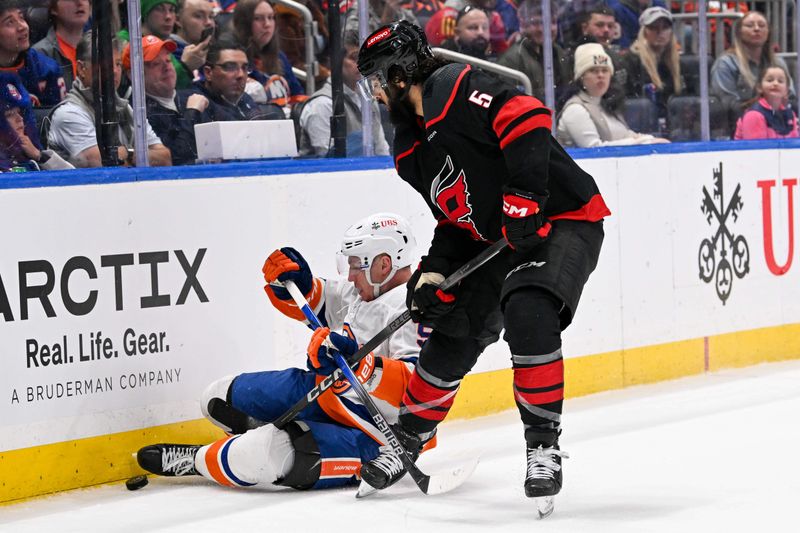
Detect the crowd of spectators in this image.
<box><xmin>0</xmin><ymin>0</ymin><xmax>797</xmax><ymax>172</ymax></box>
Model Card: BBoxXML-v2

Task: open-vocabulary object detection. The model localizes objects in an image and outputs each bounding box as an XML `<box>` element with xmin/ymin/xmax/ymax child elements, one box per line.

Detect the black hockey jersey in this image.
<box><xmin>393</xmin><ymin>63</ymin><xmax>610</xmax><ymax>273</ymax></box>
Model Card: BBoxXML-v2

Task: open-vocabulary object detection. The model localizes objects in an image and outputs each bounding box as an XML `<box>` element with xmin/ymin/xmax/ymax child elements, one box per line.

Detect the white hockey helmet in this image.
<box><xmin>337</xmin><ymin>212</ymin><xmax>416</xmax><ymax>297</ymax></box>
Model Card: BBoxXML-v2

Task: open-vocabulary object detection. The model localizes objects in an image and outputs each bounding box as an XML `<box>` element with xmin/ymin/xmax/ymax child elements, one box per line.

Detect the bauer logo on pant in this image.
<box><xmin>698</xmin><ymin>162</ymin><xmax>750</xmax><ymax>304</ymax></box>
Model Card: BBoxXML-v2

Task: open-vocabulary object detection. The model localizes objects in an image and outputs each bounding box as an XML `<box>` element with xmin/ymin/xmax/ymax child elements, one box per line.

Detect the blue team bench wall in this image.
<box><xmin>3</xmin><ymin>139</ymin><xmax>800</xmax><ymax>190</ymax></box>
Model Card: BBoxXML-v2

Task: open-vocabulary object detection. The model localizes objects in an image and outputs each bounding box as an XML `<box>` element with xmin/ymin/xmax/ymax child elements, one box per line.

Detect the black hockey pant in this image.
<box><xmin>398</xmin><ymin>287</ymin><xmax>564</xmax><ymax>438</ymax></box>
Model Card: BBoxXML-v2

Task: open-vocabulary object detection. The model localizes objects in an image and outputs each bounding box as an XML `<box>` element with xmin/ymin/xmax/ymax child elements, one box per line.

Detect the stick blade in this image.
<box><xmin>421</xmin><ymin>456</ymin><xmax>479</xmax><ymax>495</ymax></box>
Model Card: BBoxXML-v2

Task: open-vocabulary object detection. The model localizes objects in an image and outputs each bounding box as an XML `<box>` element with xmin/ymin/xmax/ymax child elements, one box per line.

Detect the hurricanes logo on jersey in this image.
<box><xmin>430</xmin><ymin>155</ymin><xmax>485</xmax><ymax>241</ymax></box>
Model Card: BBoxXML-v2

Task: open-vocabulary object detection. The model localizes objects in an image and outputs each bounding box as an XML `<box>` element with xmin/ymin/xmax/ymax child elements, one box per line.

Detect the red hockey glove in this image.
<box><xmin>501</xmin><ymin>188</ymin><xmax>552</xmax><ymax>253</ymax></box>
<box><xmin>262</xmin><ymin>247</ymin><xmax>313</xmax><ymax>300</ymax></box>
<box><xmin>406</xmin><ymin>269</ymin><xmax>456</xmax><ymax>323</ymax></box>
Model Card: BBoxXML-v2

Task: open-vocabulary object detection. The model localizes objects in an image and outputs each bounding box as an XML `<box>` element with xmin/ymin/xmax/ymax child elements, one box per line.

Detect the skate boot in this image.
<box><xmin>137</xmin><ymin>444</ymin><xmax>202</xmax><ymax>477</ymax></box>
<box><xmin>357</xmin><ymin>424</ymin><xmax>423</xmax><ymax>497</ymax></box>
<box><xmin>524</xmin><ymin>428</ymin><xmax>569</xmax><ymax>519</ymax></box>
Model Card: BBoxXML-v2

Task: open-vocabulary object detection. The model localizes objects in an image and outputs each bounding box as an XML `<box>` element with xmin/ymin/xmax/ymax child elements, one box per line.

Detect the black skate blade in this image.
<box><xmin>535</xmin><ymin>496</ymin><xmax>555</xmax><ymax>519</ymax></box>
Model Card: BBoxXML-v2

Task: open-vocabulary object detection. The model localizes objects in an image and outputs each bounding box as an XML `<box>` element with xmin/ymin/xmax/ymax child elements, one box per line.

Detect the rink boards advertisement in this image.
<box><xmin>2</xmin><ymin>142</ymin><xmax>800</xmax><ymax>501</ymax></box>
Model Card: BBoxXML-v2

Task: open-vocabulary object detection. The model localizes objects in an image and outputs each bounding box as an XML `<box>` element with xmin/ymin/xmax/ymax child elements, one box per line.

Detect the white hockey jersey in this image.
<box><xmin>266</xmin><ymin>276</ymin><xmax>430</xmax><ymax>444</ymax></box>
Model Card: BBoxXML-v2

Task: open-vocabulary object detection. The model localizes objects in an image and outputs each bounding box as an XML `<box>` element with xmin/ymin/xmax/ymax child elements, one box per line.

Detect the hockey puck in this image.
<box><xmin>126</xmin><ymin>475</ymin><xmax>149</xmax><ymax>491</ymax></box>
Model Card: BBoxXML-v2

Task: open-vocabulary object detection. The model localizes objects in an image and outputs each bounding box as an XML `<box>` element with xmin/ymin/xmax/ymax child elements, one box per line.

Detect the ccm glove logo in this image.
<box><xmin>468</xmin><ymin>90</ymin><xmax>493</xmax><ymax>108</ymax></box>
<box><xmin>502</xmin><ymin>195</ymin><xmax>541</xmax><ymax>218</ymax></box>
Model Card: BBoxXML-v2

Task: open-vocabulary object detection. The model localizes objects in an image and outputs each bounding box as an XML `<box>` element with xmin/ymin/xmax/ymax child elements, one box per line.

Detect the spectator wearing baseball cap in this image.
<box><xmin>47</xmin><ymin>33</ymin><xmax>171</xmax><ymax>167</ymax></box>
<box><xmin>556</xmin><ymin>42</ymin><xmax>670</xmax><ymax>147</ymax></box>
<box><xmin>123</xmin><ymin>35</ymin><xmax>209</xmax><ymax>165</ymax></box>
<box><xmin>608</xmin><ymin>0</ymin><xmax>669</xmax><ymax>50</ymax></box>
<box><xmin>622</xmin><ymin>5</ymin><xmax>682</xmax><ymax>121</ymax></box>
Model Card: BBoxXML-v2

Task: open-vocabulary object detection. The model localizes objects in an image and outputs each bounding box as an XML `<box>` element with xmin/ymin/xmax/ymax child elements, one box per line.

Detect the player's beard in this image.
<box><xmin>386</xmin><ymin>88</ymin><xmax>418</xmax><ymax>128</ymax></box>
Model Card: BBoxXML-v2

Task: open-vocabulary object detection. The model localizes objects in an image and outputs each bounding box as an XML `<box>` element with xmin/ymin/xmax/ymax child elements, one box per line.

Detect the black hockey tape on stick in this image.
<box><xmin>270</xmin><ymin>237</ymin><xmax>507</xmax><ymax>430</ymax></box>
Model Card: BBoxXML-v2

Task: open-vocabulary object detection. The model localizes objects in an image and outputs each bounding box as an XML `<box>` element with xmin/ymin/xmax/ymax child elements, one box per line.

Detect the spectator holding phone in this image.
<box><xmin>173</xmin><ymin>0</ymin><xmax>215</xmax><ymax>73</ymax></box>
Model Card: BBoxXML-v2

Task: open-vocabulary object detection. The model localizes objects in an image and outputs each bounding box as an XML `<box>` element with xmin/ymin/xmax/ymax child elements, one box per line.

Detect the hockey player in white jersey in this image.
<box><xmin>137</xmin><ymin>213</ymin><xmax>433</xmax><ymax>490</ymax></box>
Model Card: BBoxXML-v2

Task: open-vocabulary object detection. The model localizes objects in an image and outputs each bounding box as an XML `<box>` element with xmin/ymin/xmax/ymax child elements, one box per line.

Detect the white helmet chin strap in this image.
<box><xmin>365</xmin><ymin>263</ymin><xmax>399</xmax><ymax>299</ymax></box>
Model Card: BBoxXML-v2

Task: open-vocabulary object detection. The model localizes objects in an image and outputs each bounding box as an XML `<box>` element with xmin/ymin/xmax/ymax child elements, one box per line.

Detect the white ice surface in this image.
<box><xmin>3</xmin><ymin>360</ymin><xmax>800</xmax><ymax>533</ymax></box>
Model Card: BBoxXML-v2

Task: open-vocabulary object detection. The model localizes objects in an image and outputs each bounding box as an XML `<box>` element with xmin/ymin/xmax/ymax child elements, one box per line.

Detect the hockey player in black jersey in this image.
<box><xmin>356</xmin><ymin>21</ymin><xmax>611</xmax><ymax>512</ymax></box>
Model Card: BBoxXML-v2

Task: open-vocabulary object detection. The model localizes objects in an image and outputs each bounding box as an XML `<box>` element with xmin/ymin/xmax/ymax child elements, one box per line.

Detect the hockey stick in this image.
<box><xmin>272</xmin><ymin>237</ymin><xmax>507</xmax><ymax>430</ymax></box>
<box><xmin>208</xmin><ymin>238</ymin><xmax>507</xmax><ymax>433</ymax></box>
<box><xmin>283</xmin><ymin>280</ymin><xmax>479</xmax><ymax>496</ymax></box>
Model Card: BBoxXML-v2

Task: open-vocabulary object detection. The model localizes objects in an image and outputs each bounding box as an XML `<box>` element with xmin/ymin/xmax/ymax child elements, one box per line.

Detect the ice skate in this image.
<box><xmin>524</xmin><ymin>429</ymin><xmax>569</xmax><ymax>519</ymax></box>
<box><xmin>137</xmin><ymin>444</ymin><xmax>202</xmax><ymax>477</ymax></box>
<box><xmin>357</xmin><ymin>425</ymin><xmax>422</xmax><ymax>497</ymax></box>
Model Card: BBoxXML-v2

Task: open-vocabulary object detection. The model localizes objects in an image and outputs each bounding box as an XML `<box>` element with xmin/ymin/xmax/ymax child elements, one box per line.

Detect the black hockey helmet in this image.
<box><xmin>356</xmin><ymin>20</ymin><xmax>433</xmax><ymax>101</ymax></box>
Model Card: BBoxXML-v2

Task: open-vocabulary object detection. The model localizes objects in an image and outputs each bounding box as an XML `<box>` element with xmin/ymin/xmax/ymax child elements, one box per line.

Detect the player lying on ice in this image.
<box><xmin>136</xmin><ymin>213</ymin><xmax>435</xmax><ymax>491</ymax></box>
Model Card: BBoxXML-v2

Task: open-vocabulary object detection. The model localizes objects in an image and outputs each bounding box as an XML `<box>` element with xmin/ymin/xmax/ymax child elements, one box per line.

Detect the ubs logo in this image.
<box><xmin>699</xmin><ymin>163</ymin><xmax>750</xmax><ymax>304</ymax></box>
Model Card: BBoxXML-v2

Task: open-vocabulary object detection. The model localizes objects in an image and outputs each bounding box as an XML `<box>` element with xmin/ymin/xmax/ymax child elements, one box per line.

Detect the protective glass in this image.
<box><xmin>357</xmin><ymin>72</ymin><xmax>386</xmax><ymax>101</ymax></box>
<box><xmin>336</xmin><ymin>253</ymin><xmax>369</xmax><ymax>277</ymax></box>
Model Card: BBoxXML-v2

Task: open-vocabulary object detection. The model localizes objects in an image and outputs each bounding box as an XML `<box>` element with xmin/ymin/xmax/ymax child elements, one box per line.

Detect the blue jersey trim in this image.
<box><xmin>221</xmin><ymin>436</ymin><xmax>256</xmax><ymax>487</ymax></box>
<box><xmin>3</xmin><ymin>139</ymin><xmax>800</xmax><ymax>190</ymax></box>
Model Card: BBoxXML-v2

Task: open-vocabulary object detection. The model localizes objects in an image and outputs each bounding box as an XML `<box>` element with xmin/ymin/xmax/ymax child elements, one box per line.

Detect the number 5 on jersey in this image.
<box><xmin>468</xmin><ymin>90</ymin><xmax>493</xmax><ymax>108</ymax></box>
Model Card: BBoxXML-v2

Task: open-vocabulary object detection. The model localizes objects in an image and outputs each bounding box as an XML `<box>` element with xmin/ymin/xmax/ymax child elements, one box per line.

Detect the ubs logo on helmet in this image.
<box><xmin>371</xmin><ymin>219</ymin><xmax>398</xmax><ymax>230</ymax></box>
<box><xmin>367</xmin><ymin>28</ymin><xmax>392</xmax><ymax>47</ymax></box>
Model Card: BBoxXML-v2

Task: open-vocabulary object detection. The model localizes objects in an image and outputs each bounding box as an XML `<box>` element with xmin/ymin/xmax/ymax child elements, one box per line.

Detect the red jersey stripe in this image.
<box><xmin>426</xmin><ymin>65</ymin><xmax>472</xmax><ymax>129</ymax></box>
<box><xmin>550</xmin><ymin>194</ymin><xmax>612</xmax><ymax>222</ymax></box>
<box><xmin>394</xmin><ymin>141</ymin><xmax>420</xmax><ymax>171</ymax></box>
<box><xmin>499</xmin><ymin>114</ymin><xmax>553</xmax><ymax>149</ymax></box>
<box><xmin>492</xmin><ymin>95</ymin><xmax>547</xmax><ymax>137</ymax></box>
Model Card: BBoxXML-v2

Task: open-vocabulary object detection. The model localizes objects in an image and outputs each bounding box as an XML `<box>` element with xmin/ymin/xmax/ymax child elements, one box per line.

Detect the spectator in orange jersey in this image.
<box><xmin>32</xmin><ymin>0</ymin><xmax>90</xmax><ymax>91</ymax></box>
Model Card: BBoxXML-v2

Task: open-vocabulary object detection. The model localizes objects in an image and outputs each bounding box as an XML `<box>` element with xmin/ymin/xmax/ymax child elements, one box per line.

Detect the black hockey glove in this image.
<box><xmin>501</xmin><ymin>187</ymin><xmax>552</xmax><ymax>253</ymax></box>
<box><xmin>406</xmin><ymin>268</ymin><xmax>456</xmax><ymax>323</ymax></box>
